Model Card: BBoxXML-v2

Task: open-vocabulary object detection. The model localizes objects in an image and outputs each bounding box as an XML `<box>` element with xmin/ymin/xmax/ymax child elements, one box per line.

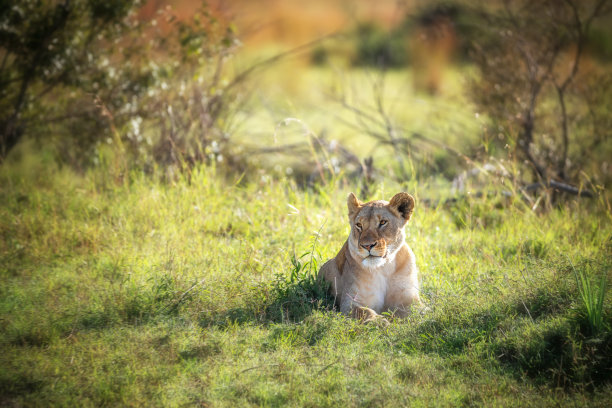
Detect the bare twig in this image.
<box><xmin>524</xmin><ymin>180</ymin><xmax>593</xmax><ymax>197</ymax></box>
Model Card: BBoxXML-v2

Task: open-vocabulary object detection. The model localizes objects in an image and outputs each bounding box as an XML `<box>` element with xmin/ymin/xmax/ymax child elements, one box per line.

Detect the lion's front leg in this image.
<box><xmin>385</xmin><ymin>281</ymin><xmax>422</xmax><ymax>318</ymax></box>
<box><xmin>318</xmin><ymin>259</ymin><xmax>341</xmax><ymax>305</ymax></box>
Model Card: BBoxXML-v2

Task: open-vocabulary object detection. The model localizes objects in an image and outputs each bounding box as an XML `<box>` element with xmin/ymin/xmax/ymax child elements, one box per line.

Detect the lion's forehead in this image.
<box><xmin>355</xmin><ymin>204</ymin><xmax>397</xmax><ymax>224</ymax></box>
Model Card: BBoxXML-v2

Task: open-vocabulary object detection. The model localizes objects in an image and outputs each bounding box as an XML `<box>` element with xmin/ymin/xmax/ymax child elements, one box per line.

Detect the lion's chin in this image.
<box><xmin>361</xmin><ymin>255</ymin><xmax>388</xmax><ymax>268</ymax></box>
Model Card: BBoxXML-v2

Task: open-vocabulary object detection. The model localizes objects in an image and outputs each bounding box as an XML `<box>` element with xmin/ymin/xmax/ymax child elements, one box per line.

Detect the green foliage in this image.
<box><xmin>310</xmin><ymin>45</ymin><xmax>328</xmax><ymax>65</ymax></box>
<box><xmin>1</xmin><ymin>1</ymin><xmax>242</xmax><ymax>172</ymax></box>
<box><xmin>352</xmin><ymin>22</ymin><xmax>408</xmax><ymax>68</ymax></box>
<box><xmin>265</xmin><ymin>233</ymin><xmax>332</xmax><ymax>322</ymax></box>
<box><xmin>0</xmin><ymin>0</ymin><xmax>138</xmax><ymax>158</ymax></box>
<box><xmin>586</xmin><ymin>25</ymin><xmax>612</xmax><ymax>62</ymax></box>
<box><xmin>571</xmin><ymin>261</ymin><xmax>608</xmax><ymax>335</ymax></box>
<box><xmin>464</xmin><ymin>0</ymin><xmax>612</xmax><ymax>186</ymax></box>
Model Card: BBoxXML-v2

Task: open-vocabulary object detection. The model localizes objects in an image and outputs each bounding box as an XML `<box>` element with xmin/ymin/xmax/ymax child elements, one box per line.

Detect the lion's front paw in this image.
<box><xmin>416</xmin><ymin>303</ymin><xmax>431</xmax><ymax>315</ymax></box>
<box><xmin>354</xmin><ymin>307</ymin><xmax>390</xmax><ymax>326</ymax></box>
<box><xmin>365</xmin><ymin>314</ymin><xmax>390</xmax><ymax>327</ymax></box>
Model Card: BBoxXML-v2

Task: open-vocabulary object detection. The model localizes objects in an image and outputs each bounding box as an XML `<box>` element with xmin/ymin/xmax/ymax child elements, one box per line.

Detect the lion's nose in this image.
<box><xmin>361</xmin><ymin>242</ymin><xmax>376</xmax><ymax>251</ymax></box>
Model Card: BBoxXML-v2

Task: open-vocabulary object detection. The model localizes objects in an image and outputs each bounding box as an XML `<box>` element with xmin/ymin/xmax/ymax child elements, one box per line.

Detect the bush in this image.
<box><xmin>1</xmin><ymin>1</ymin><xmax>243</xmax><ymax>174</ymax></box>
<box><xmin>466</xmin><ymin>0</ymin><xmax>612</xmax><ymax>189</ymax></box>
<box><xmin>352</xmin><ymin>22</ymin><xmax>408</xmax><ymax>68</ymax></box>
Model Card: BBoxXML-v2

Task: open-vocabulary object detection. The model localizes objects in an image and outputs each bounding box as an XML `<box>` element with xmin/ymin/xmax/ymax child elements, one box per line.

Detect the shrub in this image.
<box><xmin>1</xmin><ymin>1</ymin><xmax>243</xmax><ymax>174</ymax></box>
<box><xmin>466</xmin><ymin>0</ymin><xmax>612</xmax><ymax>190</ymax></box>
<box><xmin>352</xmin><ymin>22</ymin><xmax>408</xmax><ymax>68</ymax></box>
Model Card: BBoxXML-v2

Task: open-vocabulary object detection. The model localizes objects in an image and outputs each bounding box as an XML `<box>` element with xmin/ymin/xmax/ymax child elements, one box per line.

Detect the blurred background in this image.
<box><xmin>2</xmin><ymin>0</ymin><xmax>612</xmax><ymax>200</ymax></box>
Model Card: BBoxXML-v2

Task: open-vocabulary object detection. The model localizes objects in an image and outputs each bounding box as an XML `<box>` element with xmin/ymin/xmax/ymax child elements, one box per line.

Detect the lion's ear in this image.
<box><xmin>388</xmin><ymin>192</ymin><xmax>415</xmax><ymax>222</ymax></box>
<box><xmin>347</xmin><ymin>192</ymin><xmax>362</xmax><ymax>217</ymax></box>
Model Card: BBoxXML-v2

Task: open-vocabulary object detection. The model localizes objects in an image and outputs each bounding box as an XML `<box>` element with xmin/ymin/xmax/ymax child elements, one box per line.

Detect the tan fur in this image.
<box><xmin>319</xmin><ymin>192</ymin><xmax>421</xmax><ymax>320</ymax></box>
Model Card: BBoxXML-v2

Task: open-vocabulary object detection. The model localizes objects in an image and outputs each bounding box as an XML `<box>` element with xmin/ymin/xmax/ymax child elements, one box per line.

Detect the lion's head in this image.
<box><xmin>346</xmin><ymin>192</ymin><xmax>415</xmax><ymax>268</ymax></box>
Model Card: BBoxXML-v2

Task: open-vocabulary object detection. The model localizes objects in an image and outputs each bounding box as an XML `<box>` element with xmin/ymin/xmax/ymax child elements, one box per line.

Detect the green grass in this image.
<box><xmin>572</xmin><ymin>260</ymin><xmax>608</xmax><ymax>335</ymax></box>
<box><xmin>1</xmin><ymin>158</ymin><xmax>611</xmax><ymax>407</ymax></box>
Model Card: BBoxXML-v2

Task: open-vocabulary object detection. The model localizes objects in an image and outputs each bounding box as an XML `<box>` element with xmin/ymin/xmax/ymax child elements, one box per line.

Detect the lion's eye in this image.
<box><xmin>379</xmin><ymin>220</ymin><xmax>387</xmax><ymax>226</ymax></box>
<box><xmin>355</xmin><ymin>223</ymin><xmax>362</xmax><ymax>230</ymax></box>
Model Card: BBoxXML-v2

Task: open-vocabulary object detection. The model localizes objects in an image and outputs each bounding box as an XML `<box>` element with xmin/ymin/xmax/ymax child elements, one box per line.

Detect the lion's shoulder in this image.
<box><xmin>334</xmin><ymin>240</ymin><xmax>349</xmax><ymax>274</ymax></box>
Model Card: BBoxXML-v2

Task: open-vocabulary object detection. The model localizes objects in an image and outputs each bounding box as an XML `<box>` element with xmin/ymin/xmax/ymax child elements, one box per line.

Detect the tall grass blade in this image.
<box><xmin>570</xmin><ymin>259</ymin><xmax>608</xmax><ymax>335</ymax></box>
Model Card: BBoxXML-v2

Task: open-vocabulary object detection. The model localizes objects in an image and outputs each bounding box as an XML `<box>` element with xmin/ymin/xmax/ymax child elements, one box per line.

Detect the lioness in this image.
<box><xmin>318</xmin><ymin>192</ymin><xmax>421</xmax><ymax>322</ymax></box>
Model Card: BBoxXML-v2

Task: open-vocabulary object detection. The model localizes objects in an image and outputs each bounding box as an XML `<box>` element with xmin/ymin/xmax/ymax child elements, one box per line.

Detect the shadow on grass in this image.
<box><xmin>0</xmin><ymin>372</ymin><xmax>44</xmax><ymax>399</ymax></box>
<box><xmin>396</xmin><ymin>264</ymin><xmax>611</xmax><ymax>390</ymax></box>
<box><xmin>200</xmin><ymin>245</ymin><xmax>336</xmax><ymax>327</ymax></box>
<box><xmin>3</xmin><ymin>274</ymin><xmax>193</xmax><ymax>348</ymax></box>
<box><xmin>493</xmin><ymin>260</ymin><xmax>612</xmax><ymax>389</ymax></box>
<box><xmin>199</xmin><ymin>272</ymin><xmax>335</xmax><ymax>327</ymax></box>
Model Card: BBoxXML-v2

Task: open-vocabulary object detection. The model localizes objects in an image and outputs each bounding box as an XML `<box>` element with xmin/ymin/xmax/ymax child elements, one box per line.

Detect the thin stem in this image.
<box><xmin>555</xmin><ymin>85</ymin><xmax>569</xmax><ymax>180</ymax></box>
<box><xmin>0</xmin><ymin>48</ymin><xmax>9</xmax><ymax>75</ymax></box>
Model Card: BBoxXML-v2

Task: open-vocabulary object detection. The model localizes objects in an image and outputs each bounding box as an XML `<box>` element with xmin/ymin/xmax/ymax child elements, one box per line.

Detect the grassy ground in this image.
<box><xmin>1</xmin><ymin>156</ymin><xmax>611</xmax><ymax>406</ymax></box>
